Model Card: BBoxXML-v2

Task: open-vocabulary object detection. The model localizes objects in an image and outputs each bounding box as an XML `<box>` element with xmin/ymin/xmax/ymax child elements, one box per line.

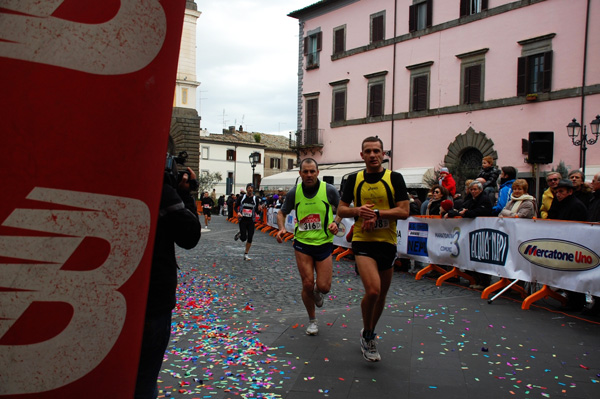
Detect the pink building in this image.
<box><xmin>288</xmin><ymin>0</ymin><xmax>600</xmax><ymax>189</ymax></box>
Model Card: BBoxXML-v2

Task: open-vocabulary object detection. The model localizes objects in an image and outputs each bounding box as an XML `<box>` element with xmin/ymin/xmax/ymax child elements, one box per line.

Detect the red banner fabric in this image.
<box><xmin>0</xmin><ymin>1</ymin><xmax>186</xmax><ymax>397</ymax></box>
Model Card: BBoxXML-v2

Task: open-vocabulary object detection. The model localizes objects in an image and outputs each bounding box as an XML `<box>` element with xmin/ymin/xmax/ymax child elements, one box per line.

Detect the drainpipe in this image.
<box><xmin>579</xmin><ymin>0</ymin><xmax>591</xmax><ymax>171</ymax></box>
<box><xmin>390</xmin><ymin>0</ymin><xmax>398</xmax><ymax>170</ymax></box>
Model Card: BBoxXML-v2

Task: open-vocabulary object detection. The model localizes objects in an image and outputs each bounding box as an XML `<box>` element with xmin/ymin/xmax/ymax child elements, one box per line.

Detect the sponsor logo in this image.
<box><xmin>335</xmin><ymin>222</ymin><xmax>347</xmax><ymax>237</ymax></box>
<box><xmin>0</xmin><ymin>187</ymin><xmax>150</xmax><ymax>394</ymax></box>
<box><xmin>519</xmin><ymin>239</ymin><xmax>600</xmax><ymax>271</ymax></box>
<box><xmin>299</xmin><ymin>214</ymin><xmax>320</xmax><ymax>224</ymax></box>
<box><xmin>407</xmin><ymin>222</ymin><xmax>428</xmax><ymax>256</ymax></box>
<box><xmin>436</xmin><ymin>227</ymin><xmax>460</xmax><ymax>257</ymax></box>
<box><xmin>0</xmin><ymin>0</ymin><xmax>167</xmax><ymax>75</ymax></box>
<box><xmin>469</xmin><ymin>229</ymin><xmax>509</xmax><ymax>266</ymax></box>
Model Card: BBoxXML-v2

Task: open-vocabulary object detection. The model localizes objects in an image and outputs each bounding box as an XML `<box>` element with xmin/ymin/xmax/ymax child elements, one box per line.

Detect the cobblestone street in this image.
<box><xmin>156</xmin><ymin>214</ymin><xmax>600</xmax><ymax>399</ymax></box>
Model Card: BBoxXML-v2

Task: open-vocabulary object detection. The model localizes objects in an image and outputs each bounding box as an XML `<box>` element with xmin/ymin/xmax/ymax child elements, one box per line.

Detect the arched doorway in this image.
<box><xmin>444</xmin><ymin>127</ymin><xmax>498</xmax><ymax>190</ymax></box>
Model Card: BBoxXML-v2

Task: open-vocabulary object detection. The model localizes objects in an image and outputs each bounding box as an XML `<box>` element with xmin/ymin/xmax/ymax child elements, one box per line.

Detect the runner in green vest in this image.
<box><xmin>276</xmin><ymin>158</ymin><xmax>342</xmax><ymax>336</ymax></box>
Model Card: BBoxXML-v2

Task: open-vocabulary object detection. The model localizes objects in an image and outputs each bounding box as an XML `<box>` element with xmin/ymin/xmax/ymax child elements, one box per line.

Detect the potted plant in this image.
<box><xmin>525</xmin><ymin>93</ymin><xmax>538</xmax><ymax>101</ymax></box>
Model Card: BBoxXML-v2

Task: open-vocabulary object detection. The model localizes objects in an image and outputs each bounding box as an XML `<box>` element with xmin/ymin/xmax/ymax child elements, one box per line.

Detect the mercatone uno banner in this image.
<box><xmin>396</xmin><ymin>217</ymin><xmax>600</xmax><ymax>295</ymax></box>
<box><xmin>266</xmin><ymin>210</ymin><xmax>600</xmax><ymax>295</ymax></box>
<box><xmin>0</xmin><ymin>1</ymin><xmax>186</xmax><ymax>397</ymax></box>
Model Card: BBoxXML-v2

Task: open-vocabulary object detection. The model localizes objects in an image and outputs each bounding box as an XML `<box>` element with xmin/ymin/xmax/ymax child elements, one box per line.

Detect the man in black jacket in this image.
<box><xmin>548</xmin><ymin>180</ymin><xmax>588</xmax><ymax>222</ymax></box>
<box><xmin>547</xmin><ymin>179</ymin><xmax>589</xmax><ymax>312</ymax></box>
<box><xmin>135</xmin><ymin>166</ymin><xmax>201</xmax><ymax>399</ymax></box>
<box><xmin>588</xmin><ymin>172</ymin><xmax>600</xmax><ymax>222</ymax></box>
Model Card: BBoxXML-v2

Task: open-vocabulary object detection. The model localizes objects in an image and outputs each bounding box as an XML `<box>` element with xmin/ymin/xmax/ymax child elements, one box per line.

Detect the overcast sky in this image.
<box><xmin>196</xmin><ymin>0</ymin><xmax>313</xmax><ymax>136</ymax></box>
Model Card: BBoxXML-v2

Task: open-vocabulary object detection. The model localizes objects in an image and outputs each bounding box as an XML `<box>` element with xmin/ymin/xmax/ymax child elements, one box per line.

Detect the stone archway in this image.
<box><xmin>444</xmin><ymin>127</ymin><xmax>498</xmax><ymax>167</ymax></box>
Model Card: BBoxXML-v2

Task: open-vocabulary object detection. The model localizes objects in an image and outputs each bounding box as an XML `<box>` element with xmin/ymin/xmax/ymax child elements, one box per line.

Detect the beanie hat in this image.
<box><xmin>441</xmin><ymin>199</ymin><xmax>453</xmax><ymax>212</ymax></box>
<box><xmin>440</xmin><ymin>167</ymin><xmax>449</xmax><ymax>174</ymax></box>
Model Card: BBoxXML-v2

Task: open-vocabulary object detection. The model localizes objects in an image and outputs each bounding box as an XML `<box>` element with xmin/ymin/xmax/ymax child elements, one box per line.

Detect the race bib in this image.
<box><xmin>298</xmin><ymin>214</ymin><xmax>322</xmax><ymax>231</ymax></box>
<box><xmin>374</xmin><ymin>218</ymin><xmax>390</xmax><ymax>229</ymax></box>
<box><xmin>242</xmin><ymin>208</ymin><xmax>253</xmax><ymax>217</ymax></box>
<box><xmin>203</xmin><ymin>204</ymin><xmax>210</xmax><ymax>208</ymax></box>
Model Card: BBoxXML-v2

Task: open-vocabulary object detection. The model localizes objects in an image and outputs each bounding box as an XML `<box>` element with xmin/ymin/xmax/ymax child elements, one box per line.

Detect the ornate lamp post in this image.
<box><xmin>249</xmin><ymin>151</ymin><xmax>261</xmax><ymax>187</ymax></box>
<box><xmin>566</xmin><ymin>115</ymin><xmax>600</xmax><ymax>179</ymax></box>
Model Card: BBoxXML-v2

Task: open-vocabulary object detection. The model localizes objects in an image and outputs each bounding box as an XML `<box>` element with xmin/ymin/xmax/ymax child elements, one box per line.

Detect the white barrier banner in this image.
<box><xmin>267</xmin><ymin>208</ymin><xmax>296</xmax><ymax>233</ymax></box>
<box><xmin>397</xmin><ymin>217</ymin><xmax>600</xmax><ymax>295</ymax></box>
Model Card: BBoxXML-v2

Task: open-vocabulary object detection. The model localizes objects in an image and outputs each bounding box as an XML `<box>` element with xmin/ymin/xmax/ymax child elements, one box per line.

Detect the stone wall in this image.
<box><xmin>170</xmin><ymin>107</ymin><xmax>200</xmax><ymax>178</ymax></box>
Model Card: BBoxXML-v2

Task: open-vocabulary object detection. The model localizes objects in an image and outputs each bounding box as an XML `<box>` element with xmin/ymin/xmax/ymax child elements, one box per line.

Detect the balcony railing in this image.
<box><xmin>292</xmin><ymin>129</ymin><xmax>323</xmax><ymax>148</ymax></box>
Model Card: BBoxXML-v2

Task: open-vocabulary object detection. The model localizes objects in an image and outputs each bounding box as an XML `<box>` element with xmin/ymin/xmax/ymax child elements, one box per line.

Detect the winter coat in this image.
<box><xmin>147</xmin><ymin>178</ymin><xmax>201</xmax><ymax>316</ymax></box>
<box><xmin>447</xmin><ymin>192</ymin><xmax>492</xmax><ymax>218</ymax></box>
<box><xmin>439</xmin><ymin>173</ymin><xmax>456</xmax><ymax>197</ymax></box>
<box><xmin>588</xmin><ymin>191</ymin><xmax>600</xmax><ymax>222</ymax></box>
<box><xmin>499</xmin><ymin>194</ymin><xmax>537</xmax><ymax>219</ymax></box>
<box><xmin>492</xmin><ymin>179</ymin><xmax>515</xmax><ymax>215</ymax></box>
<box><xmin>478</xmin><ymin>166</ymin><xmax>500</xmax><ymax>191</ymax></box>
<box><xmin>547</xmin><ymin>195</ymin><xmax>589</xmax><ymax>222</ymax></box>
<box><xmin>539</xmin><ymin>188</ymin><xmax>554</xmax><ymax>219</ymax></box>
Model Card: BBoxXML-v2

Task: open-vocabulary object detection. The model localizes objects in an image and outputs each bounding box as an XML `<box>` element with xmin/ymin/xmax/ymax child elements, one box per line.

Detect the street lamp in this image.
<box><xmin>566</xmin><ymin>115</ymin><xmax>600</xmax><ymax>179</ymax></box>
<box><xmin>249</xmin><ymin>151</ymin><xmax>261</xmax><ymax>187</ymax></box>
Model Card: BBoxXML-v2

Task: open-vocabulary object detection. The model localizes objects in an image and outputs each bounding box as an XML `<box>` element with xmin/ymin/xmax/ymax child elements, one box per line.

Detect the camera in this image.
<box><xmin>165</xmin><ymin>151</ymin><xmax>195</xmax><ymax>187</ymax></box>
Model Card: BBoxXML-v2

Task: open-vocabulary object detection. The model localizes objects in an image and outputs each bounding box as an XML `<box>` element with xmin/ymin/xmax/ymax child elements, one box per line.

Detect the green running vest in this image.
<box><xmin>294</xmin><ymin>181</ymin><xmax>334</xmax><ymax>246</ymax></box>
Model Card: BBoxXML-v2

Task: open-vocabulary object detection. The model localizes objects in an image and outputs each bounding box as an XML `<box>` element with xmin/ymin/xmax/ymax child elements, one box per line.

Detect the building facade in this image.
<box><xmin>170</xmin><ymin>1</ymin><xmax>201</xmax><ymax>181</ymax></box>
<box><xmin>199</xmin><ymin>128</ymin><xmax>296</xmax><ymax>195</ymax></box>
<box><xmin>288</xmin><ymin>0</ymin><xmax>600</xmax><ymax>189</ymax></box>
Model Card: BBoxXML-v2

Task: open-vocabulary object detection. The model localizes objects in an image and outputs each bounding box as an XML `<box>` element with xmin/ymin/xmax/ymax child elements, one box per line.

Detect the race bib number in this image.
<box><xmin>298</xmin><ymin>214</ymin><xmax>322</xmax><ymax>231</ymax></box>
<box><xmin>242</xmin><ymin>208</ymin><xmax>253</xmax><ymax>217</ymax></box>
<box><xmin>203</xmin><ymin>204</ymin><xmax>210</xmax><ymax>208</ymax></box>
<box><xmin>374</xmin><ymin>218</ymin><xmax>390</xmax><ymax>229</ymax></box>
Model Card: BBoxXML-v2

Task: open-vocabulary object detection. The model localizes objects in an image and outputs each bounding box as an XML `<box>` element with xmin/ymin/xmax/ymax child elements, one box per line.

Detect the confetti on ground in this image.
<box><xmin>159</xmin><ymin>269</ymin><xmax>292</xmax><ymax>398</ymax></box>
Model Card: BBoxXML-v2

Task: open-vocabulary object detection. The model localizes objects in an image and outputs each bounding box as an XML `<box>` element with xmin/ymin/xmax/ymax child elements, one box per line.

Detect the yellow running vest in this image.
<box><xmin>294</xmin><ymin>181</ymin><xmax>334</xmax><ymax>246</ymax></box>
<box><xmin>352</xmin><ymin>169</ymin><xmax>397</xmax><ymax>244</ymax></box>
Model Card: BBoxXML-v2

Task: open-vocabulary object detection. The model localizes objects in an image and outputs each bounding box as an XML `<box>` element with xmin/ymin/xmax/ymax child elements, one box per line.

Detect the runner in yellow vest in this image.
<box><xmin>337</xmin><ymin>136</ymin><xmax>409</xmax><ymax>362</ymax></box>
<box><xmin>276</xmin><ymin>158</ymin><xmax>341</xmax><ymax>336</ymax></box>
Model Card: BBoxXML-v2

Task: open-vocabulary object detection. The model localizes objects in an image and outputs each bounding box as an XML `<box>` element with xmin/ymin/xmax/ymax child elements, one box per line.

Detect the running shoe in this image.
<box><xmin>244</xmin><ymin>254</ymin><xmax>251</xmax><ymax>261</ymax></box>
<box><xmin>234</xmin><ymin>232</ymin><xmax>241</xmax><ymax>241</ymax></box>
<box><xmin>306</xmin><ymin>319</ymin><xmax>318</xmax><ymax>335</ymax></box>
<box><xmin>360</xmin><ymin>329</ymin><xmax>381</xmax><ymax>362</ymax></box>
<box><xmin>313</xmin><ymin>286</ymin><xmax>324</xmax><ymax>308</ymax></box>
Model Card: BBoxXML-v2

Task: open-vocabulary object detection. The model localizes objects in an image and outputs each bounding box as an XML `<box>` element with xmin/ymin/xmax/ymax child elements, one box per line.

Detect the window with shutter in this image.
<box><xmin>371</xmin><ymin>12</ymin><xmax>385</xmax><ymax>43</ymax></box>
<box><xmin>412</xmin><ymin>75</ymin><xmax>428</xmax><ymax>111</ymax></box>
<box><xmin>288</xmin><ymin>159</ymin><xmax>294</xmax><ymax>170</ymax></box>
<box><xmin>369</xmin><ymin>83</ymin><xmax>384</xmax><ymax>117</ymax></box>
<box><xmin>460</xmin><ymin>0</ymin><xmax>487</xmax><ymax>17</ymax></box>
<box><xmin>516</xmin><ymin>51</ymin><xmax>553</xmax><ymax>95</ymax></box>
<box><xmin>226</xmin><ymin>149</ymin><xmax>236</xmax><ymax>161</ymax></box>
<box><xmin>306</xmin><ymin>98</ymin><xmax>319</xmax><ymax>145</ymax></box>
<box><xmin>333</xmin><ymin>26</ymin><xmax>345</xmax><ymax>55</ymax></box>
<box><xmin>463</xmin><ymin>64</ymin><xmax>482</xmax><ymax>104</ymax></box>
<box><xmin>457</xmin><ymin>49</ymin><xmax>486</xmax><ymax>105</ymax></box>
<box><xmin>304</xmin><ymin>30</ymin><xmax>322</xmax><ymax>69</ymax></box>
<box><xmin>409</xmin><ymin>0</ymin><xmax>432</xmax><ymax>32</ymax></box>
<box><xmin>333</xmin><ymin>90</ymin><xmax>346</xmax><ymax>122</ymax></box>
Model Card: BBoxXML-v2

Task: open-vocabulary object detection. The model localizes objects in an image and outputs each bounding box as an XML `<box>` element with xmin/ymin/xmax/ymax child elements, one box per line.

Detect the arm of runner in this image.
<box><xmin>275</xmin><ymin>209</ymin><xmax>287</xmax><ymax>243</ymax></box>
<box><xmin>338</xmin><ymin>200</ymin><xmax>376</xmax><ymax>220</ymax></box>
<box><xmin>327</xmin><ymin>216</ymin><xmax>340</xmax><ymax>235</ymax></box>
<box><xmin>379</xmin><ymin>200</ymin><xmax>410</xmax><ymax>220</ymax></box>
